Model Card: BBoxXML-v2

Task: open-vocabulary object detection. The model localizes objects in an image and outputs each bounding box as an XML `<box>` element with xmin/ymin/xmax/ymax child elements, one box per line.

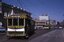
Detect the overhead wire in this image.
<box><xmin>16</xmin><ymin>0</ymin><xmax>23</xmax><ymax>8</ymax></box>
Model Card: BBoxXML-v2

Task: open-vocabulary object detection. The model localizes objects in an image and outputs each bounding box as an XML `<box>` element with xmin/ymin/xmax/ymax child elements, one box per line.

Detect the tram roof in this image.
<box><xmin>1</xmin><ymin>2</ymin><xmax>32</xmax><ymax>19</ymax></box>
<box><xmin>1</xmin><ymin>2</ymin><xmax>31</xmax><ymax>16</ymax></box>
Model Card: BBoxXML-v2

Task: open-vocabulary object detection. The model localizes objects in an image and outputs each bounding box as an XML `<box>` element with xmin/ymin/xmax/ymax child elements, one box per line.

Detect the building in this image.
<box><xmin>35</xmin><ymin>15</ymin><xmax>56</xmax><ymax>29</ymax></box>
<box><xmin>35</xmin><ymin>19</ymin><xmax>47</xmax><ymax>29</ymax></box>
<box><xmin>39</xmin><ymin>15</ymin><xmax>49</xmax><ymax>20</ymax></box>
<box><xmin>35</xmin><ymin>15</ymin><xmax>49</xmax><ymax>29</ymax></box>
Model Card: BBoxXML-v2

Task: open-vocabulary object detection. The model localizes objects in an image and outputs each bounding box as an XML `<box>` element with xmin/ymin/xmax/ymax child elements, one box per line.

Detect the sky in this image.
<box><xmin>2</xmin><ymin>0</ymin><xmax>64</xmax><ymax>22</ymax></box>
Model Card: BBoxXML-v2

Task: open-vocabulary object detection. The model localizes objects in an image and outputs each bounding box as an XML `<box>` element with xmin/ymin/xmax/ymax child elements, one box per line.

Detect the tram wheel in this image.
<box><xmin>25</xmin><ymin>34</ymin><xmax>29</xmax><ymax>39</ymax></box>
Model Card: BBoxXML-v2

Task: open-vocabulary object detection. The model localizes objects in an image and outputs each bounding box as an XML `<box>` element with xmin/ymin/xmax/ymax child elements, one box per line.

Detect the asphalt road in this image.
<box><xmin>29</xmin><ymin>28</ymin><xmax>64</xmax><ymax>42</ymax></box>
<box><xmin>0</xmin><ymin>29</ymin><xmax>51</xmax><ymax>42</ymax></box>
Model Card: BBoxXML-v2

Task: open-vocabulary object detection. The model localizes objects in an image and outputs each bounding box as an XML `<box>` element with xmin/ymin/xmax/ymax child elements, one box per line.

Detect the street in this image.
<box><xmin>0</xmin><ymin>29</ymin><xmax>51</xmax><ymax>42</ymax></box>
<box><xmin>0</xmin><ymin>28</ymin><xmax>64</xmax><ymax>42</ymax></box>
<box><xmin>0</xmin><ymin>0</ymin><xmax>64</xmax><ymax>42</ymax></box>
<box><xmin>29</xmin><ymin>28</ymin><xmax>64</xmax><ymax>42</ymax></box>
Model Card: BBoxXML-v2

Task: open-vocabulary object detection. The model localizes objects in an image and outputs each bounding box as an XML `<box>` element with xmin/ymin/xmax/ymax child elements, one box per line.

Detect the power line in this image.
<box><xmin>16</xmin><ymin>0</ymin><xmax>23</xmax><ymax>8</ymax></box>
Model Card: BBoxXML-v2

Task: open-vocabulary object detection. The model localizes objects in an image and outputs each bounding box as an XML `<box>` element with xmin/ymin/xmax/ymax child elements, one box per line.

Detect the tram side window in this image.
<box><xmin>8</xmin><ymin>19</ymin><xmax>12</xmax><ymax>26</ymax></box>
<box><xmin>19</xmin><ymin>19</ymin><xmax>24</xmax><ymax>26</ymax></box>
<box><xmin>26</xmin><ymin>19</ymin><xmax>31</xmax><ymax>26</ymax></box>
<box><xmin>13</xmin><ymin>19</ymin><xmax>18</xmax><ymax>26</ymax></box>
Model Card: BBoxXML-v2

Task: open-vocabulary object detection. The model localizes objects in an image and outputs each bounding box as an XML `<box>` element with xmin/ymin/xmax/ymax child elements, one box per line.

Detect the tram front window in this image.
<box><xmin>13</xmin><ymin>19</ymin><xmax>18</xmax><ymax>26</ymax></box>
<box><xmin>19</xmin><ymin>19</ymin><xmax>24</xmax><ymax>26</ymax></box>
<box><xmin>8</xmin><ymin>19</ymin><xmax>12</xmax><ymax>26</ymax></box>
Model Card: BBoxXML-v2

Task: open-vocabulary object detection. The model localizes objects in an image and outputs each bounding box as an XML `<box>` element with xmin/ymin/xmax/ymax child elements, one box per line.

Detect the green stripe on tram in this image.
<box><xmin>7</xmin><ymin>26</ymin><xmax>25</xmax><ymax>28</ymax></box>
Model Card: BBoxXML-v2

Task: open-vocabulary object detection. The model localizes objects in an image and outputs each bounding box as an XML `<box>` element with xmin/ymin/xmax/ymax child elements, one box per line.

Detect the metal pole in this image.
<box><xmin>12</xmin><ymin>18</ymin><xmax>13</xmax><ymax>26</ymax></box>
<box><xmin>49</xmin><ymin>17</ymin><xmax>50</xmax><ymax>29</ymax></box>
<box><xmin>18</xmin><ymin>16</ymin><xmax>19</xmax><ymax>26</ymax></box>
<box><xmin>7</xmin><ymin>19</ymin><xmax>8</xmax><ymax>26</ymax></box>
<box><xmin>24</xmin><ymin>19</ymin><xmax>25</xmax><ymax>26</ymax></box>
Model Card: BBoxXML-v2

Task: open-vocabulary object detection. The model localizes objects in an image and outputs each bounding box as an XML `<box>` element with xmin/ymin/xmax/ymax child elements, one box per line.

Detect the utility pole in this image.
<box><xmin>49</xmin><ymin>16</ymin><xmax>50</xmax><ymax>29</ymax></box>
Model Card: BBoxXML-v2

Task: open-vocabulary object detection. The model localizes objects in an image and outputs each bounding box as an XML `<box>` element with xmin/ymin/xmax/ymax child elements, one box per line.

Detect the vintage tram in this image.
<box><xmin>4</xmin><ymin>12</ymin><xmax>35</xmax><ymax>38</ymax></box>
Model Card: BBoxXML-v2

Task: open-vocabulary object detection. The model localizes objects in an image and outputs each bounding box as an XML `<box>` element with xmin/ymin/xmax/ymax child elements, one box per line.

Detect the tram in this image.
<box><xmin>4</xmin><ymin>13</ymin><xmax>35</xmax><ymax>38</ymax></box>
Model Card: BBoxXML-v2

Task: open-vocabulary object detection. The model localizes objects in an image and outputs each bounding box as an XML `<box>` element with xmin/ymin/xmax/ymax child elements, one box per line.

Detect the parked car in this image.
<box><xmin>43</xmin><ymin>27</ymin><xmax>50</xmax><ymax>29</ymax></box>
<box><xmin>59</xmin><ymin>27</ymin><xmax>63</xmax><ymax>29</ymax></box>
<box><xmin>0</xmin><ymin>27</ymin><xmax>6</xmax><ymax>32</ymax></box>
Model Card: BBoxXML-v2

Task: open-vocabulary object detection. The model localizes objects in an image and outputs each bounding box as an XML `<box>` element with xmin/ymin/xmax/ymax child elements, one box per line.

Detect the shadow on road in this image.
<box><xmin>29</xmin><ymin>28</ymin><xmax>55</xmax><ymax>40</ymax></box>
